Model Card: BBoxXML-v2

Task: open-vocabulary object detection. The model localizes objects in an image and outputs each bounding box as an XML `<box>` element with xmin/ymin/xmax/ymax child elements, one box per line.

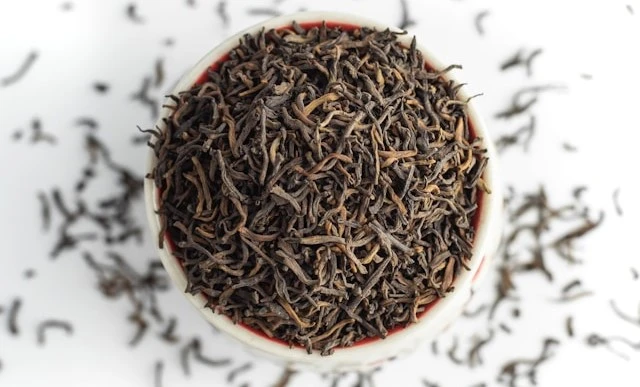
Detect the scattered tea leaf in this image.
<box><xmin>227</xmin><ymin>362</ymin><xmax>252</xmax><ymax>383</ymax></box>
<box><xmin>399</xmin><ymin>0</ymin><xmax>416</xmax><ymax>30</ymax></box>
<box><xmin>566</xmin><ymin>316</ymin><xmax>574</xmax><ymax>337</ymax></box>
<box><xmin>1</xmin><ymin>51</ymin><xmax>38</xmax><ymax>87</ymax></box>
<box><xmin>246</xmin><ymin>8</ymin><xmax>281</xmax><ymax>17</ymax></box>
<box><xmin>216</xmin><ymin>0</ymin><xmax>229</xmax><ymax>27</ymax></box>
<box><xmin>468</xmin><ymin>329</ymin><xmax>495</xmax><ymax>367</ymax></box>
<box><xmin>612</xmin><ymin>188</ymin><xmax>622</xmax><ymax>216</ymax></box>
<box><xmin>154</xmin><ymin>58</ymin><xmax>164</xmax><ymax>88</ymax></box>
<box><xmin>474</xmin><ymin>10</ymin><xmax>490</xmax><ymax>36</ymax></box>
<box><xmin>8</xmin><ymin>298</ymin><xmax>22</xmax><ymax>336</ymax></box>
<box><xmin>154</xmin><ymin>360</ymin><xmax>164</xmax><ymax>387</ymax></box>
<box><xmin>126</xmin><ymin>3</ymin><xmax>144</xmax><ymax>23</ymax></box>
<box><xmin>274</xmin><ymin>368</ymin><xmax>295</xmax><ymax>387</ymax></box>
<box><xmin>37</xmin><ymin>191</ymin><xmax>51</xmax><ymax>231</ymax></box>
<box><xmin>561</xmin><ymin>142</ymin><xmax>577</xmax><ymax>152</ymax></box>
<box><xmin>75</xmin><ymin>117</ymin><xmax>99</xmax><ymax>130</ymax></box>
<box><xmin>609</xmin><ymin>300</ymin><xmax>640</xmax><ymax>327</ymax></box>
<box><xmin>93</xmin><ymin>82</ymin><xmax>110</xmax><ymax>94</ymax></box>
<box><xmin>36</xmin><ymin>320</ymin><xmax>73</xmax><ymax>345</ymax></box>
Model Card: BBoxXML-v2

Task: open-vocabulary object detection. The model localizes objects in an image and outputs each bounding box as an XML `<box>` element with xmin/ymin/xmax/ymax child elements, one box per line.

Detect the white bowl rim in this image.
<box><xmin>144</xmin><ymin>10</ymin><xmax>502</xmax><ymax>367</ymax></box>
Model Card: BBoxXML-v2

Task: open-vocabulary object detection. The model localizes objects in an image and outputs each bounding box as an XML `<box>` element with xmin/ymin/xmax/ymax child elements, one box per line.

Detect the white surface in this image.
<box><xmin>1</xmin><ymin>0</ymin><xmax>639</xmax><ymax>386</ymax></box>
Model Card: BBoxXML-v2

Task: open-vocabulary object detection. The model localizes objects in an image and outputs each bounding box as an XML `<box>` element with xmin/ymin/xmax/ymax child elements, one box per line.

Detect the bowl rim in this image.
<box><xmin>144</xmin><ymin>10</ymin><xmax>502</xmax><ymax>367</ymax></box>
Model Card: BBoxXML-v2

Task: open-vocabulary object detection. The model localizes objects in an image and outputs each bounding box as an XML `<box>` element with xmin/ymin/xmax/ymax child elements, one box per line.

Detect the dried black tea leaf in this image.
<box><xmin>159</xmin><ymin>317</ymin><xmax>179</xmax><ymax>343</ymax></box>
<box><xmin>399</xmin><ymin>0</ymin><xmax>416</xmax><ymax>30</ymax></box>
<box><xmin>566</xmin><ymin>316</ymin><xmax>574</xmax><ymax>337</ymax></box>
<box><xmin>247</xmin><ymin>8</ymin><xmax>282</xmax><ymax>17</ymax></box>
<box><xmin>30</xmin><ymin>118</ymin><xmax>57</xmax><ymax>145</ymax></box>
<box><xmin>216</xmin><ymin>1</ymin><xmax>229</xmax><ymax>27</ymax></box>
<box><xmin>75</xmin><ymin>117</ymin><xmax>99</xmax><ymax>130</ymax></box>
<box><xmin>561</xmin><ymin>279</ymin><xmax>581</xmax><ymax>294</ymax></box>
<box><xmin>586</xmin><ymin>334</ymin><xmax>631</xmax><ymax>360</ymax></box>
<box><xmin>497</xmin><ymin>338</ymin><xmax>559</xmax><ymax>387</ymax></box>
<box><xmin>561</xmin><ymin>142</ymin><xmax>577</xmax><ymax>152</ymax></box>
<box><xmin>609</xmin><ymin>300</ymin><xmax>640</xmax><ymax>327</ymax></box>
<box><xmin>154</xmin><ymin>58</ymin><xmax>165</xmax><ymax>88</ymax></box>
<box><xmin>126</xmin><ymin>3</ymin><xmax>144</xmax><ymax>23</ymax></box>
<box><xmin>572</xmin><ymin>186</ymin><xmax>587</xmax><ymax>200</ymax></box>
<box><xmin>499</xmin><ymin>48</ymin><xmax>542</xmax><ymax>77</ymax></box>
<box><xmin>468</xmin><ymin>329</ymin><xmax>495</xmax><ymax>367</ymax></box>
<box><xmin>11</xmin><ymin>130</ymin><xmax>23</xmax><ymax>141</ymax></box>
<box><xmin>131</xmin><ymin>77</ymin><xmax>159</xmax><ymax>119</ymax></box>
<box><xmin>7</xmin><ymin>298</ymin><xmax>22</xmax><ymax>336</ymax></box>
<box><xmin>36</xmin><ymin>320</ymin><xmax>73</xmax><ymax>345</ymax></box>
<box><xmin>1</xmin><ymin>51</ymin><xmax>38</xmax><ymax>87</ymax></box>
<box><xmin>447</xmin><ymin>337</ymin><xmax>465</xmax><ymax>365</ymax></box>
<box><xmin>93</xmin><ymin>82</ymin><xmax>110</xmax><ymax>94</ymax></box>
<box><xmin>273</xmin><ymin>368</ymin><xmax>295</xmax><ymax>387</ymax></box>
<box><xmin>474</xmin><ymin>10</ymin><xmax>489</xmax><ymax>36</ymax></box>
<box><xmin>154</xmin><ymin>360</ymin><xmax>164</xmax><ymax>387</ymax></box>
<box><xmin>612</xmin><ymin>188</ymin><xmax>622</xmax><ymax>216</ymax></box>
<box><xmin>227</xmin><ymin>362</ymin><xmax>252</xmax><ymax>383</ymax></box>
<box><xmin>37</xmin><ymin>191</ymin><xmax>51</xmax><ymax>231</ymax></box>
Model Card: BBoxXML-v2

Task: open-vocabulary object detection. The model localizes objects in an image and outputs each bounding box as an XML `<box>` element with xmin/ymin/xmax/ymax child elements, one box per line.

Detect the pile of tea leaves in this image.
<box><xmin>149</xmin><ymin>23</ymin><xmax>489</xmax><ymax>354</ymax></box>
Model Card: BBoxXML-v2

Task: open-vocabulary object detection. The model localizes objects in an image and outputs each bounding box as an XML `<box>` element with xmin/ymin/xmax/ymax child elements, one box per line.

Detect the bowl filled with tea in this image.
<box><xmin>144</xmin><ymin>11</ymin><xmax>502</xmax><ymax>372</ymax></box>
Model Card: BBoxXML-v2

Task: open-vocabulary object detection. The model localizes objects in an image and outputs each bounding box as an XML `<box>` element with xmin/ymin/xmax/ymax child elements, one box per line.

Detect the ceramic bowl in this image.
<box><xmin>144</xmin><ymin>11</ymin><xmax>502</xmax><ymax>373</ymax></box>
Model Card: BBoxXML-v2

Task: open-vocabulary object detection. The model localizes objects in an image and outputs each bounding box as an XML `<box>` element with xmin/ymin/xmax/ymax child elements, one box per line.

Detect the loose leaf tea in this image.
<box><xmin>132</xmin><ymin>77</ymin><xmax>159</xmax><ymax>119</ymax></box>
<box><xmin>126</xmin><ymin>3</ymin><xmax>144</xmax><ymax>23</ymax></box>
<box><xmin>37</xmin><ymin>191</ymin><xmax>51</xmax><ymax>231</ymax></box>
<box><xmin>154</xmin><ymin>360</ymin><xmax>164</xmax><ymax>387</ymax></box>
<box><xmin>612</xmin><ymin>188</ymin><xmax>622</xmax><ymax>216</ymax></box>
<box><xmin>474</xmin><ymin>10</ymin><xmax>490</xmax><ymax>36</ymax></box>
<box><xmin>154</xmin><ymin>58</ymin><xmax>165</xmax><ymax>88</ymax></box>
<box><xmin>29</xmin><ymin>118</ymin><xmax>57</xmax><ymax>145</ymax></box>
<box><xmin>75</xmin><ymin>117</ymin><xmax>99</xmax><ymax>130</ymax></box>
<box><xmin>216</xmin><ymin>0</ymin><xmax>229</xmax><ymax>27</ymax></box>
<box><xmin>273</xmin><ymin>368</ymin><xmax>295</xmax><ymax>387</ymax></box>
<box><xmin>497</xmin><ymin>338</ymin><xmax>559</xmax><ymax>387</ymax></box>
<box><xmin>11</xmin><ymin>130</ymin><xmax>23</xmax><ymax>141</ymax></box>
<box><xmin>7</xmin><ymin>298</ymin><xmax>22</xmax><ymax>336</ymax></box>
<box><xmin>246</xmin><ymin>8</ymin><xmax>282</xmax><ymax>17</ymax></box>
<box><xmin>585</xmin><ymin>334</ymin><xmax>632</xmax><ymax>360</ymax></box>
<box><xmin>179</xmin><ymin>337</ymin><xmax>231</xmax><ymax>376</ymax></box>
<box><xmin>399</xmin><ymin>0</ymin><xmax>416</xmax><ymax>30</ymax></box>
<box><xmin>36</xmin><ymin>320</ymin><xmax>74</xmax><ymax>345</ymax></box>
<box><xmin>1</xmin><ymin>51</ymin><xmax>38</xmax><ymax>87</ymax></box>
<box><xmin>495</xmin><ymin>115</ymin><xmax>535</xmax><ymax>152</ymax></box>
<box><xmin>565</xmin><ymin>316</ymin><xmax>574</xmax><ymax>337</ymax></box>
<box><xmin>93</xmin><ymin>82</ymin><xmax>110</xmax><ymax>94</ymax></box>
<box><xmin>227</xmin><ymin>362</ymin><xmax>253</xmax><ymax>383</ymax></box>
<box><xmin>149</xmin><ymin>22</ymin><xmax>488</xmax><ymax>354</ymax></box>
<box><xmin>499</xmin><ymin>48</ymin><xmax>542</xmax><ymax>77</ymax></box>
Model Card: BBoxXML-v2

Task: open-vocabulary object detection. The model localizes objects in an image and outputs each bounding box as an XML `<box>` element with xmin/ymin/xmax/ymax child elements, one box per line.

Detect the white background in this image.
<box><xmin>0</xmin><ymin>0</ymin><xmax>639</xmax><ymax>386</ymax></box>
